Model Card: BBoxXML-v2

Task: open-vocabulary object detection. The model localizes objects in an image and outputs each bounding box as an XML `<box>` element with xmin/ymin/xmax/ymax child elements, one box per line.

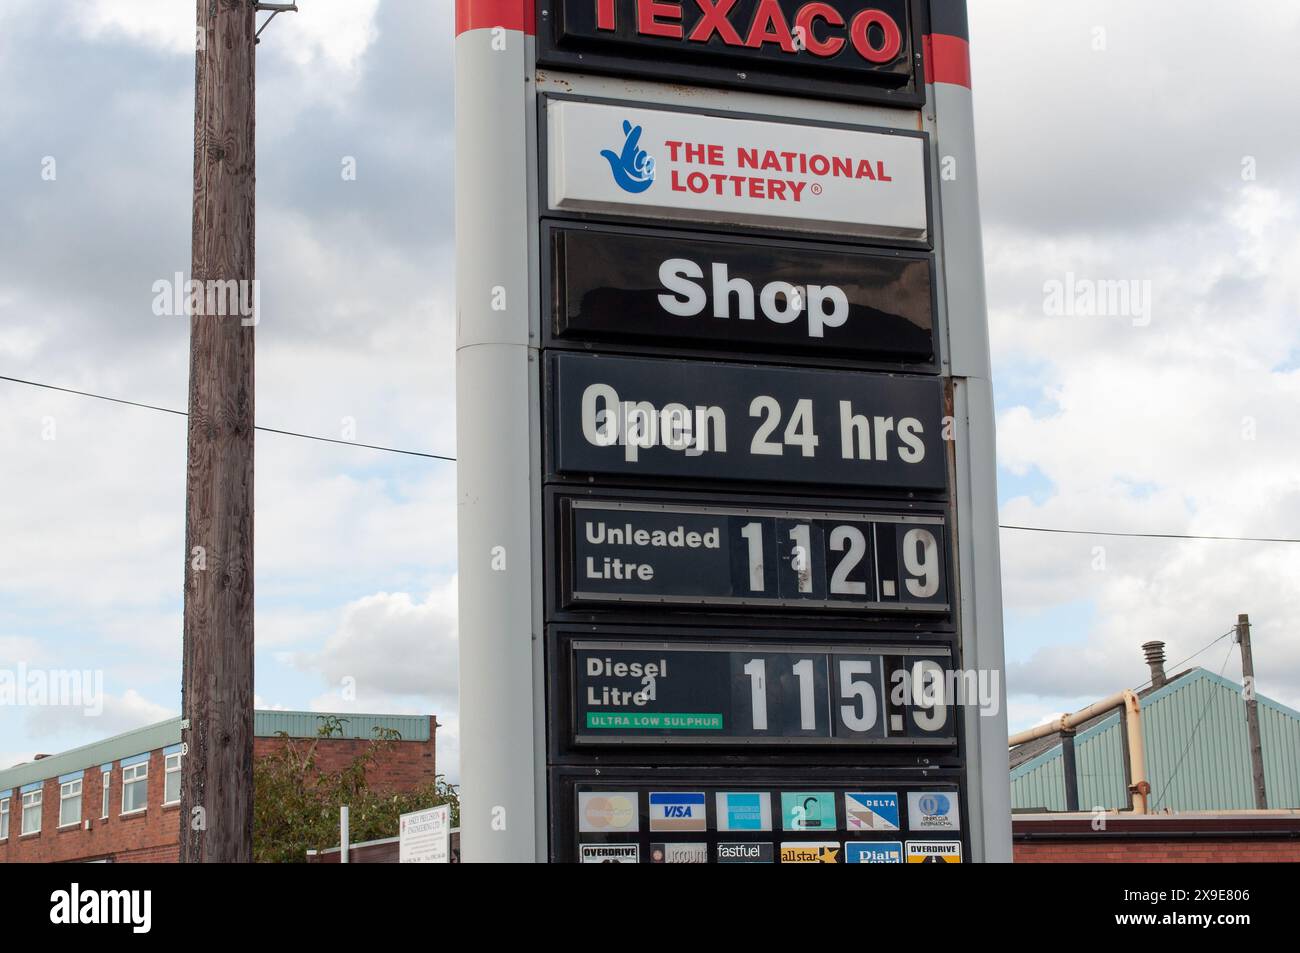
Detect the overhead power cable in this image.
<box><xmin>998</xmin><ymin>524</ymin><xmax>1300</xmax><ymax>545</ymax></box>
<box><xmin>0</xmin><ymin>373</ymin><xmax>453</xmax><ymax>462</ymax></box>
<box><xmin>5</xmin><ymin>373</ymin><xmax>1300</xmax><ymax>541</ymax></box>
<box><xmin>1129</xmin><ymin>628</ymin><xmax>1235</xmax><ymax>694</ymax></box>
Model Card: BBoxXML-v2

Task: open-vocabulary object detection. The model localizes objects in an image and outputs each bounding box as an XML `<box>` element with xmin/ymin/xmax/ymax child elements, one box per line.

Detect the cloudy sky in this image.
<box><xmin>1</xmin><ymin>0</ymin><xmax>1297</xmax><ymax>781</ymax></box>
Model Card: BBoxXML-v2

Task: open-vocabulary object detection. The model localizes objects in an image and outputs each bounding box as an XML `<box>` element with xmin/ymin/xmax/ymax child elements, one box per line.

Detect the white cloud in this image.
<box><xmin>23</xmin><ymin>688</ymin><xmax>175</xmax><ymax>742</ymax></box>
<box><xmin>68</xmin><ymin>0</ymin><xmax>381</xmax><ymax>85</ymax></box>
<box><xmin>296</xmin><ymin>578</ymin><xmax>459</xmax><ymax>708</ymax></box>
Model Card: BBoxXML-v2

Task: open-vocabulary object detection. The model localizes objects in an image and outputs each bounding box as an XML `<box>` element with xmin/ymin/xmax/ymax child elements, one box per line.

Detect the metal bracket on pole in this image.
<box><xmin>255</xmin><ymin>2</ymin><xmax>298</xmax><ymax>43</ymax></box>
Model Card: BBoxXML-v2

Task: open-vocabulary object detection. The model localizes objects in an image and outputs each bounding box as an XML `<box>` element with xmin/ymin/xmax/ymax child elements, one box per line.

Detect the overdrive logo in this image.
<box><xmin>601</xmin><ymin>120</ymin><xmax>656</xmax><ymax>194</ymax></box>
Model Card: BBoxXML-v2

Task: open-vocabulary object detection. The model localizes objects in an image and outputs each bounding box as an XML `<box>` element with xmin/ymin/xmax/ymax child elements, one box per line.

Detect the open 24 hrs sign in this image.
<box><xmin>550</xmin><ymin>352</ymin><xmax>947</xmax><ymax>490</ymax></box>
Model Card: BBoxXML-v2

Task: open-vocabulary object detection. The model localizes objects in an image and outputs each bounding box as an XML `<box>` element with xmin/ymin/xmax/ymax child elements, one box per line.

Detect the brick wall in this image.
<box><xmin>253</xmin><ymin>716</ymin><xmax>438</xmax><ymax>794</ymax></box>
<box><xmin>1015</xmin><ymin>839</ymin><xmax>1300</xmax><ymax>862</ymax></box>
<box><xmin>0</xmin><ymin>750</ymin><xmax>180</xmax><ymax>864</ymax></box>
<box><xmin>1013</xmin><ymin>814</ymin><xmax>1300</xmax><ymax>862</ymax></box>
<box><xmin>0</xmin><ymin>717</ymin><xmax>438</xmax><ymax>864</ymax></box>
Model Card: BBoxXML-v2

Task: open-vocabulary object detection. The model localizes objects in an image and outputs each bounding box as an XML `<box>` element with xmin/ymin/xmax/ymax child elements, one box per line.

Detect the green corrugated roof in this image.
<box><xmin>253</xmin><ymin>710</ymin><xmax>430</xmax><ymax>742</ymax></box>
<box><xmin>1011</xmin><ymin>669</ymin><xmax>1300</xmax><ymax>811</ymax></box>
<box><xmin>0</xmin><ymin>718</ymin><xmax>182</xmax><ymax>795</ymax></box>
<box><xmin>0</xmin><ymin>710</ymin><xmax>431</xmax><ymax>794</ymax></box>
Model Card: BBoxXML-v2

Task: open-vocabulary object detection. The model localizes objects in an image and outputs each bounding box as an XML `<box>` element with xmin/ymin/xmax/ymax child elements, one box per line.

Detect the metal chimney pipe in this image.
<box><xmin>1142</xmin><ymin>641</ymin><xmax>1167</xmax><ymax>688</ymax></box>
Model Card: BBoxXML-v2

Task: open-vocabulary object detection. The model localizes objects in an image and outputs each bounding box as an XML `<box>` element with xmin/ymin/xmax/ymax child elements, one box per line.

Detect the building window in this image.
<box><xmin>1</xmin><ymin>797</ymin><xmax>9</xmax><ymax>839</ymax></box>
<box><xmin>22</xmin><ymin>790</ymin><xmax>42</xmax><ymax>835</ymax></box>
<box><xmin>122</xmin><ymin>762</ymin><xmax>148</xmax><ymax>814</ymax></box>
<box><xmin>164</xmin><ymin>752</ymin><xmax>182</xmax><ymax>806</ymax></box>
<box><xmin>102</xmin><ymin>770</ymin><xmax>110</xmax><ymax>819</ymax></box>
<box><xmin>59</xmin><ymin>779</ymin><xmax>83</xmax><ymax>828</ymax></box>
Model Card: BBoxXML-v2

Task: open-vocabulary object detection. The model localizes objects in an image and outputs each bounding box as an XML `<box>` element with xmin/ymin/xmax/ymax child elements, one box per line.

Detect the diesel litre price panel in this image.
<box><xmin>558</xmin><ymin>496</ymin><xmax>948</xmax><ymax>612</ymax></box>
<box><xmin>568</xmin><ymin>639</ymin><xmax>956</xmax><ymax>747</ymax></box>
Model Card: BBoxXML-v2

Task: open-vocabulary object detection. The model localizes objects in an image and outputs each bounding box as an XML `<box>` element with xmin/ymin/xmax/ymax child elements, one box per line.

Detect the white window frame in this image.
<box><xmin>121</xmin><ymin>762</ymin><xmax>148</xmax><ymax>816</ymax></box>
<box><xmin>22</xmin><ymin>789</ymin><xmax>42</xmax><ymax>835</ymax></box>
<box><xmin>0</xmin><ymin>796</ymin><xmax>9</xmax><ymax>840</ymax></box>
<box><xmin>163</xmin><ymin>752</ymin><xmax>182</xmax><ymax>806</ymax></box>
<box><xmin>59</xmin><ymin>779</ymin><xmax>83</xmax><ymax>828</ymax></box>
<box><xmin>101</xmin><ymin>770</ymin><xmax>110</xmax><ymax>819</ymax></box>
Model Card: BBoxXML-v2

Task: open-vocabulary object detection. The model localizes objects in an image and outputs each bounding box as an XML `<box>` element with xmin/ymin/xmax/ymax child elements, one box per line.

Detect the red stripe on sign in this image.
<box><xmin>456</xmin><ymin>0</ymin><xmax>535</xmax><ymax>36</ymax></box>
<box><xmin>922</xmin><ymin>33</ymin><xmax>971</xmax><ymax>88</ymax></box>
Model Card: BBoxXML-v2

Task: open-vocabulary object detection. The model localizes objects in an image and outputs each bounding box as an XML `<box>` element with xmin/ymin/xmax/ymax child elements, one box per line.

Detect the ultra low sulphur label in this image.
<box><xmin>548</xmin><ymin>98</ymin><xmax>927</xmax><ymax>241</ymax></box>
<box><xmin>586</xmin><ymin>712</ymin><xmax>723</xmax><ymax>729</ymax></box>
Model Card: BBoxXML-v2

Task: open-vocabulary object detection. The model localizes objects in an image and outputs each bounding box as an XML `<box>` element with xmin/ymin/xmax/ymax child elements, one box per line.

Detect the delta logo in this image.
<box><xmin>845</xmin><ymin>792</ymin><xmax>900</xmax><ymax>832</ymax></box>
<box><xmin>648</xmin><ymin>791</ymin><xmax>707</xmax><ymax>831</ymax></box>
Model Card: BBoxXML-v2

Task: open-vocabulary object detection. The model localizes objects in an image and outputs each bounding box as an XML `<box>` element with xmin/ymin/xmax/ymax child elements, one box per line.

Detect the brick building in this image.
<box><xmin>0</xmin><ymin>710</ymin><xmax>438</xmax><ymax>863</ymax></box>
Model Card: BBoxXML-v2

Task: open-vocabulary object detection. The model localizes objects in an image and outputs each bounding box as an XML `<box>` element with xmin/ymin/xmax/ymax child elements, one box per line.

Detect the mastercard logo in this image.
<box><xmin>582</xmin><ymin>794</ymin><xmax>638</xmax><ymax>831</ymax></box>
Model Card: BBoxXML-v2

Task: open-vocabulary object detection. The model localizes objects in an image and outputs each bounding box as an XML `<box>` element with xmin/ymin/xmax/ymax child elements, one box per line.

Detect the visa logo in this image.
<box><xmin>664</xmin><ymin>805</ymin><xmax>696</xmax><ymax>817</ymax></box>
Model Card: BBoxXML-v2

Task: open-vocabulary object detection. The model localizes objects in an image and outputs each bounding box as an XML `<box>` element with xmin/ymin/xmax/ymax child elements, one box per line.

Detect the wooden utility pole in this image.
<box><xmin>181</xmin><ymin>0</ymin><xmax>257</xmax><ymax>863</ymax></box>
<box><xmin>1236</xmin><ymin>613</ymin><xmax>1268</xmax><ymax>810</ymax></box>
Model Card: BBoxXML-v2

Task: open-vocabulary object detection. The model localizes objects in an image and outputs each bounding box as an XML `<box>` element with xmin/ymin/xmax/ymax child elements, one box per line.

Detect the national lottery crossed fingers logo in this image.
<box><xmin>602</xmin><ymin>120</ymin><xmax>656</xmax><ymax>194</ymax></box>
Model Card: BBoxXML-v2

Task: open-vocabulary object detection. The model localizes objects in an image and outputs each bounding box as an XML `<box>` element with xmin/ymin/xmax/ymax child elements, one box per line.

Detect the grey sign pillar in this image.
<box><xmin>925</xmin><ymin>1</ymin><xmax>1013</xmax><ymax>861</ymax></box>
<box><xmin>454</xmin><ymin>5</ymin><xmax>543</xmax><ymax>862</ymax></box>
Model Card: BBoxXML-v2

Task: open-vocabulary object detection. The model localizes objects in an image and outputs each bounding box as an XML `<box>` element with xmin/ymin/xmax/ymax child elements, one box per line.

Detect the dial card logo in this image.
<box><xmin>845</xmin><ymin>841</ymin><xmax>904</xmax><ymax>863</ymax></box>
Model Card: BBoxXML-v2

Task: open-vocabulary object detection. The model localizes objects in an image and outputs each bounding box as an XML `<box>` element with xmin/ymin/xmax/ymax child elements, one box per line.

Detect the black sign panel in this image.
<box><xmin>562</xmin><ymin>497</ymin><xmax>948</xmax><ymax>612</ymax></box>
<box><xmin>549</xmin><ymin>224</ymin><xmax>935</xmax><ymax>363</ymax></box>
<box><xmin>549</xmin><ymin>351</ymin><xmax>948</xmax><ymax>490</ymax></box>
<box><xmin>571</xmin><ymin>639</ymin><xmax>956</xmax><ymax>746</ymax></box>
<box><xmin>537</xmin><ymin>0</ymin><xmax>922</xmax><ymax>107</ymax></box>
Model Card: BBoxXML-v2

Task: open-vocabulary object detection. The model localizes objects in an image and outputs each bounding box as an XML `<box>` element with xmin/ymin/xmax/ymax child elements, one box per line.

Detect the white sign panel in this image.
<box><xmin>399</xmin><ymin>804</ymin><xmax>451</xmax><ymax>863</ymax></box>
<box><xmin>547</xmin><ymin>98</ymin><xmax>928</xmax><ymax>241</ymax></box>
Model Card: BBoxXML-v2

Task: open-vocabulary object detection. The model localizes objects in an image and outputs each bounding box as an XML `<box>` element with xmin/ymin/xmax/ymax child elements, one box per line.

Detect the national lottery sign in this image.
<box><xmin>546</xmin><ymin>97</ymin><xmax>928</xmax><ymax>240</ymax></box>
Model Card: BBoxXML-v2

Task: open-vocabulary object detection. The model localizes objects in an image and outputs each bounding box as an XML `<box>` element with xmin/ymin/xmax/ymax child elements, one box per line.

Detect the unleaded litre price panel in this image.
<box><xmin>558</xmin><ymin>495</ymin><xmax>948</xmax><ymax>613</ymax></box>
<box><xmin>569</xmin><ymin>639</ymin><xmax>957</xmax><ymax>747</ymax></box>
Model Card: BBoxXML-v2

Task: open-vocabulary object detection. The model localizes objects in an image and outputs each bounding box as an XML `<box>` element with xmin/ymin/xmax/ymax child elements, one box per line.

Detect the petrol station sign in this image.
<box><xmin>456</xmin><ymin>0</ymin><xmax>1009</xmax><ymax>863</ymax></box>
